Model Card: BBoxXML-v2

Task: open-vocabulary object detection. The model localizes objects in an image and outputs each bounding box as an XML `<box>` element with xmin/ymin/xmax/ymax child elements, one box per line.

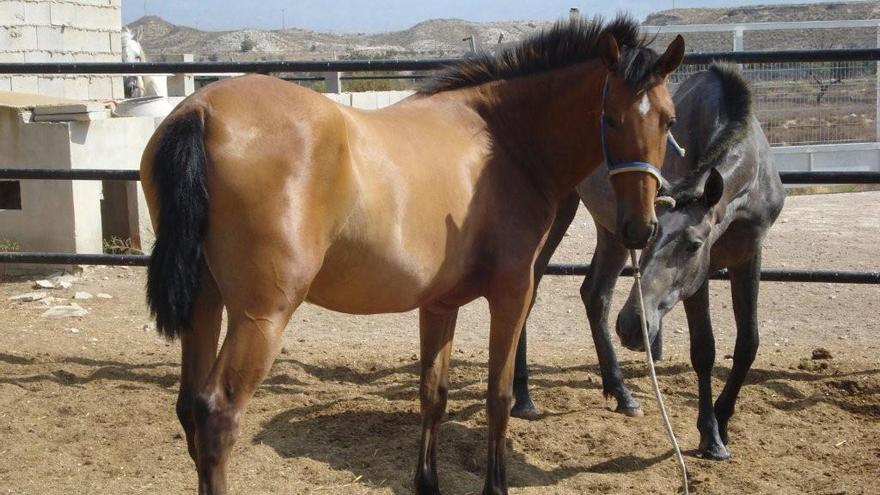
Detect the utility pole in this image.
<box><xmin>282</xmin><ymin>9</ymin><xmax>286</xmax><ymax>30</ymax></box>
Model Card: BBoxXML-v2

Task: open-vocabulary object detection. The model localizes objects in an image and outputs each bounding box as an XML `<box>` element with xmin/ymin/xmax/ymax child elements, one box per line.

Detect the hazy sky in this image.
<box><xmin>122</xmin><ymin>1</ymin><xmax>843</xmax><ymax>32</ymax></box>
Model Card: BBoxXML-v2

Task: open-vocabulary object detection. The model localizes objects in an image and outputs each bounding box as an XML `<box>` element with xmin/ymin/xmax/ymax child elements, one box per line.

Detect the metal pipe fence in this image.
<box><xmin>6</xmin><ymin>49</ymin><xmax>880</xmax><ymax>146</ymax></box>
<box><xmin>1</xmin><ymin>49</ymin><xmax>878</xmax><ymax>283</ymax></box>
<box><xmin>0</xmin><ymin>169</ymin><xmax>877</xmax><ymax>284</ymax></box>
<box><xmin>3</xmin><ymin>169</ymin><xmax>879</xmax><ymax>184</ymax></box>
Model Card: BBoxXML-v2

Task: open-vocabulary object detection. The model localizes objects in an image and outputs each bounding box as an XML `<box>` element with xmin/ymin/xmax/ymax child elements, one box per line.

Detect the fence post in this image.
<box><xmin>324</xmin><ymin>72</ymin><xmax>342</xmax><ymax>93</ymax></box>
<box><xmin>167</xmin><ymin>54</ymin><xmax>195</xmax><ymax>97</ymax></box>
<box><xmin>733</xmin><ymin>26</ymin><xmax>744</xmax><ymax>51</ymax></box>
<box><xmin>876</xmin><ymin>25</ymin><xmax>880</xmax><ymax>142</ymax></box>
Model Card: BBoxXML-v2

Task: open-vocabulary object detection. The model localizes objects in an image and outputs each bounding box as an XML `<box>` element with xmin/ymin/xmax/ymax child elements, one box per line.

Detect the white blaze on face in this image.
<box><xmin>638</xmin><ymin>93</ymin><xmax>651</xmax><ymax>117</ymax></box>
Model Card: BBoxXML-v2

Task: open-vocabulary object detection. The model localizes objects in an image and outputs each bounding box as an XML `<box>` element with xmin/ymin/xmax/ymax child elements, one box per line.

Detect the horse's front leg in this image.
<box><xmin>414</xmin><ymin>306</ymin><xmax>459</xmax><ymax>495</ymax></box>
<box><xmin>583</xmin><ymin>225</ymin><xmax>642</xmax><ymax>415</ymax></box>
<box><xmin>683</xmin><ymin>280</ymin><xmax>729</xmax><ymax>460</ymax></box>
<box><xmin>714</xmin><ymin>250</ymin><xmax>762</xmax><ymax>446</ymax></box>
<box><xmin>485</xmin><ymin>272</ymin><xmax>534</xmax><ymax>495</ymax></box>
<box><xmin>512</xmin><ymin>192</ymin><xmax>579</xmax><ymax>420</ymax></box>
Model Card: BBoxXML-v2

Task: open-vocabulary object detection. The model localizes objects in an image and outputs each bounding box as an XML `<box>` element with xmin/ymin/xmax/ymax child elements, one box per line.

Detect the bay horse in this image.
<box><xmin>140</xmin><ymin>16</ymin><xmax>684</xmax><ymax>494</ymax></box>
<box><xmin>511</xmin><ymin>64</ymin><xmax>786</xmax><ymax>460</ymax></box>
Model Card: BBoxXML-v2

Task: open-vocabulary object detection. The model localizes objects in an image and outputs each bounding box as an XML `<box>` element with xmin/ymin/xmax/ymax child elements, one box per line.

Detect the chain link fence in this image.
<box><xmin>669</xmin><ymin>61</ymin><xmax>877</xmax><ymax>146</ymax></box>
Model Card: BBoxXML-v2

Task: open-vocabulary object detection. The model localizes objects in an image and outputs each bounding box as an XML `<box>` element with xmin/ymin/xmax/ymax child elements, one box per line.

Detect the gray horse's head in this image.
<box><xmin>616</xmin><ymin>167</ymin><xmax>724</xmax><ymax>351</ymax></box>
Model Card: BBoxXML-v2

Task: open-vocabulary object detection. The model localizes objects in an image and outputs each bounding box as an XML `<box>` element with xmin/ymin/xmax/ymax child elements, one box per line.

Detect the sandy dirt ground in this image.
<box><xmin>1</xmin><ymin>191</ymin><xmax>878</xmax><ymax>495</ymax></box>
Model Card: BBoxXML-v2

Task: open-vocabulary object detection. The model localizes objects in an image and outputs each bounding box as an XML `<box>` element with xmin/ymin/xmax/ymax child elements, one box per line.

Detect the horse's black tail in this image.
<box><xmin>146</xmin><ymin>111</ymin><xmax>210</xmax><ymax>339</ymax></box>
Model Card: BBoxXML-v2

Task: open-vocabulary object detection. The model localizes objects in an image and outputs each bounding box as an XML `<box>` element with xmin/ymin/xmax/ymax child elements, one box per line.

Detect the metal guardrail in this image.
<box><xmin>4</xmin><ymin>49</ymin><xmax>880</xmax><ymax>76</ymax></box>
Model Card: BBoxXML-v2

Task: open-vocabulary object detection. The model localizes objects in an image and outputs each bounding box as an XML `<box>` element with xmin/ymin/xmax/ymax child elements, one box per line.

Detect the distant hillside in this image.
<box><xmin>128</xmin><ymin>2</ymin><xmax>880</xmax><ymax>61</ymax></box>
<box><xmin>127</xmin><ymin>15</ymin><xmax>550</xmax><ymax>61</ymax></box>
<box><xmin>645</xmin><ymin>1</ymin><xmax>880</xmax><ymax>52</ymax></box>
<box><xmin>646</xmin><ymin>1</ymin><xmax>880</xmax><ymax>24</ymax></box>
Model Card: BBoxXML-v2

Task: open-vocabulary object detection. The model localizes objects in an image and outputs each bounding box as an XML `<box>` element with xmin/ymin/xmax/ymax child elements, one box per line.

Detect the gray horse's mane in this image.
<box><xmin>671</xmin><ymin>63</ymin><xmax>752</xmax><ymax>203</ymax></box>
<box><xmin>420</xmin><ymin>15</ymin><xmax>659</xmax><ymax>94</ymax></box>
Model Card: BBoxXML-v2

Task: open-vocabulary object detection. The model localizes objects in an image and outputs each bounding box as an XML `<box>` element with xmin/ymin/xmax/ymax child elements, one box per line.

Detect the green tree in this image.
<box><xmin>240</xmin><ymin>37</ymin><xmax>255</xmax><ymax>52</ymax></box>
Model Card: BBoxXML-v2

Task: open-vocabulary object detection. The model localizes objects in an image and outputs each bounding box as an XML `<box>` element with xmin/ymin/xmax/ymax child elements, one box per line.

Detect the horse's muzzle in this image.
<box><xmin>615</xmin><ymin>306</ymin><xmax>662</xmax><ymax>357</ymax></box>
<box><xmin>619</xmin><ymin>219</ymin><xmax>658</xmax><ymax>249</ymax></box>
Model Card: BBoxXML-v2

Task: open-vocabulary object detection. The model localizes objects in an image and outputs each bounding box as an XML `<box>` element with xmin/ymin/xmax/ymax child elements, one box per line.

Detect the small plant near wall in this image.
<box><xmin>103</xmin><ymin>237</ymin><xmax>144</xmax><ymax>255</ymax></box>
<box><xmin>0</xmin><ymin>239</ymin><xmax>20</xmax><ymax>252</ymax></box>
<box><xmin>0</xmin><ymin>239</ymin><xmax>19</xmax><ymax>278</ymax></box>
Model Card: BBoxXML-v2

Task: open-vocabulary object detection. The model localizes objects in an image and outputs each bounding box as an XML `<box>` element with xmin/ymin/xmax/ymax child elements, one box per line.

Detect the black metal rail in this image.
<box><xmin>3</xmin><ymin>48</ymin><xmax>880</xmax><ymax>75</ymax></box>
<box><xmin>778</xmin><ymin>171</ymin><xmax>880</xmax><ymax>184</ymax></box>
<box><xmin>3</xmin><ymin>169</ymin><xmax>880</xmax><ymax>184</ymax></box>
<box><xmin>1</xmin><ymin>252</ymin><xmax>876</xmax><ymax>284</ymax></box>
<box><xmin>545</xmin><ymin>264</ymin><xmax>880</xmax><ymax>284</ymax></box>
<box><xmin>0</xmin><ymin>169</ymin><xmax>140</xmax><ymax>181</ymax></box>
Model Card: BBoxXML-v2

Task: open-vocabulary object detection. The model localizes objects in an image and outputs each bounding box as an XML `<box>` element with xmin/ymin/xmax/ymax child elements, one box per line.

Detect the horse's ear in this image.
<box><xmin>702</xmin><ymin>167</ymin><xmax>724</xmax><ymax>207</ymax></box>
<box><xmin>655</xmin><ymin>35</ymin><xmax>685</xmax><ymax>78</ymax></box>
<box><xmin>597</xmin><ymin>33</ymin><xmax>620</xmax><ymax>71</ymax></box>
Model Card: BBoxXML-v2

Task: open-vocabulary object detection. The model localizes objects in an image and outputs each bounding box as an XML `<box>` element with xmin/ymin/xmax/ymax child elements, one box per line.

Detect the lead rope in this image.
<box><xmin>629</xmin><ymin>249</ymin><xmax>689</xmax><ymax>495</ymax></box>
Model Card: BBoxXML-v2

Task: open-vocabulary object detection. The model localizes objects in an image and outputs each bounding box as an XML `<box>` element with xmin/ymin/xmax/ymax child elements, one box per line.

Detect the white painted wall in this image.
<box><xmin>0</xmin><ymin>100</ymin><xmax>155</xmax><ymax>270</ymax></box>
<box><xmin>772</xmin><ymin>143</ymin><xmax>880</xmax><ymax>173</ymax></box>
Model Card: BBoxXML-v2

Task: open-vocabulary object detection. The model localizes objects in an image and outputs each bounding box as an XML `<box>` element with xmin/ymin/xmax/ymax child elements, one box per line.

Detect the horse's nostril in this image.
<box><xmin>650</xmin><ymin>221</ymin><xmax>658</xmax><ymax>240</ymax></box>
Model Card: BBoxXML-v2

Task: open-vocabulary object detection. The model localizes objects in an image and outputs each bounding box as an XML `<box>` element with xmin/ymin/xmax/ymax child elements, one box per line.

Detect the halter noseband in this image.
<box><xmin>599</xmin><ymin>77</ymin><xmax>686</xmax><ymax>188</ymax></box>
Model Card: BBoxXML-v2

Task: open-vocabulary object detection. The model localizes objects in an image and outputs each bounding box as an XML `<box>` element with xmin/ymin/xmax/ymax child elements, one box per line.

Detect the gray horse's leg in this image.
<box><xmin>714</xmin><ymin>249</ymin><xmax>761</xmax><ymax>445</ymax></box>
<box><xmin>683</xmin><ymin>279</ymin><xmax>729</xmax><ymax>460</ymax></box>
<box><xmin>511</xmin><ymin>192</ymin><xmax>579</xmax><ymax>420</ymax></box>
<box><xmin>582</xmin><ymin>225</ymin><xmax>641</xmax><ymax>415</ymax></box>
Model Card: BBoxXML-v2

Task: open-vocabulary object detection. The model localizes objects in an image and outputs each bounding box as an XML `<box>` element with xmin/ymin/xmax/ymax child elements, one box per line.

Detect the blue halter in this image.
<box><xmin>599</xmin><ymin>77</ymin><xmax>685</xmax><ymax>187</ymax></box>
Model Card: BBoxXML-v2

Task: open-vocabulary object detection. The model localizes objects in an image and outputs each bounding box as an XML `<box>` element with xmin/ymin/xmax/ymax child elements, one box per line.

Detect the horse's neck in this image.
<box><xmin>144</xmin><ymin>75</ymin><xmax>168</xmax><ymax>97</ymax></box>
<box><xmin>475</xmin><ymin>62</ymin><xmax>606</xmax><ymax>202</ymax></box>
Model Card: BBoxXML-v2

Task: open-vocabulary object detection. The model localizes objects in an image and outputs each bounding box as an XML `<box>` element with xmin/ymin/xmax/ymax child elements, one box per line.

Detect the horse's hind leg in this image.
<box><xmin>414</xmin><ymin>306</ymin><xmax>458</xmax><ymax>495</ymax></box>
<box><xmin>683</xmin><ymin>280</ymin><xmax>729</xmax><ymax>460</ymax></box>
<box><xmin>714</xmin><ymin>250</ymin><xmax>761</xmax><ymax>446</ymax></box>
<box><xmin>177</xmin><ymin>264</ymin><xmax>223</xmax><ymax>464</ymax></box>
<box><xmin>193</xmin><ymin>247</ymin><xmax>316</xmax><ymax>495</ymax></box>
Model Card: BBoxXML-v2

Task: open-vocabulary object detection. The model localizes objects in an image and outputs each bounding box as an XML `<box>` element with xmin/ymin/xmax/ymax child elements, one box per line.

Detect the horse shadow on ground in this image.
<box><xmin>0</xmin><ymin>352</ymin><xmax>180</xmax><ymax>391</ymax></box>
<box><xmin>253</xmin><ymin>405</ymin><xmax>674</xmax><ymax>494</ymax></box>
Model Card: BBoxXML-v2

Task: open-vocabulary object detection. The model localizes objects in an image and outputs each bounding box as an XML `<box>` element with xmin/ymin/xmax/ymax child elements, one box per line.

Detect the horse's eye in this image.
<box><xmin>686</xmin><ymin>239</ymin><xmax>703</xmax><ymax>254</ymax></box>
<box><xmin>605</xmin><ymin>116</ymin><xmax>618</xmax><ymax>129</ymax></box>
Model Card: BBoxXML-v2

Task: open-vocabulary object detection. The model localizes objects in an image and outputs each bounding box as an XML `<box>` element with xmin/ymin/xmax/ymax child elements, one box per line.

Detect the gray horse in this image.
<box><xmin>511</xmin><ymin>63</ymin><xmax>786</xmax><ymax>460</ymax></box>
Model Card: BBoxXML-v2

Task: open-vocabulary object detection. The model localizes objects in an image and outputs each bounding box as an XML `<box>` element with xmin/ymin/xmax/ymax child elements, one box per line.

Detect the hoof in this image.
<box><xmin>510</xmin><ymin>400</ymin><xmax>543</xmax><ymax>421</ymax></box>
<box><xmin>415</xmin><ymin>474</ymin><xmax>441</xmax><ymax>495</ymax></box>
<box><xmin>698</xmin><ymin>440</ymin><xmax>731</xmax><ymax>460</ymax></box>
<box><xmin>615</xmin><ymin>405</ymin><xmax>644</xmax><ymax>417</ymax></box>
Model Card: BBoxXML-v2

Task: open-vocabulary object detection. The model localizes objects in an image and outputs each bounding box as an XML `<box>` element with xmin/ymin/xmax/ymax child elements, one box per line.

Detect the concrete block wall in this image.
<box><xmin>0</xmin><ymin>0</ymin><xmax>124</xmax><ymax>99</ymax></box>
<box><xmin>325</xmin><ymin>90</ymin><xmax>415</xmax><ymax>110</ymax></box>
<box><xmin>0</xmin><ymin>103</ymin><xmax>156</xmax><ymax>263</ymax></box>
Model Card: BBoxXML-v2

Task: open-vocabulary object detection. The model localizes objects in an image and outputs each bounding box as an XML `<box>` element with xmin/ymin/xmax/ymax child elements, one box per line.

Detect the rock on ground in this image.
<box><xmin>9</xmin><ymin>292</ymin><xmax>48</xmax><ymax>302</ymax></box>
<box><xmin>41</xmin><ymin>304</ymin><xmax>88</xmax><ymax>319</ymax></box>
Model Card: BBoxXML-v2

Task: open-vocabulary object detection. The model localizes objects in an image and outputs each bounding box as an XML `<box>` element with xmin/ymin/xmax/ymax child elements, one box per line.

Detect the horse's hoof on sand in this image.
<box><xmin>615</xmin><ymin>405</ymin><xmax>644</xmax><ymax>417</ymax></box>
<box><xmin>510</xmin><ymin>402</ymin><xmax>543</xmax><ymax>421</ymax></box>
<box><xmin>698</xmin><ymin>443</ymin><xmax>731</xmax><ymax>461</ymax></box>
<box><xmin>415</xmin><ymin>477</ymin><xmax>441</xmax><ymax>495</ymax></box>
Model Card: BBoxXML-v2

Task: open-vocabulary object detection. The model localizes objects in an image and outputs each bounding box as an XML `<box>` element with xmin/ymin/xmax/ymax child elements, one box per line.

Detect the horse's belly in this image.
<box><xmin>305</xmin><ymin>238</ymin><xmax>448</xmax><ymax>314</ymax></box>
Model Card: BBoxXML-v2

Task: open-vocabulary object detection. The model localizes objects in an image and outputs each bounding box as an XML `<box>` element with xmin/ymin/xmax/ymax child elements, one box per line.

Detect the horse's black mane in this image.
<box><xmin>420</xmin><ymin>15</ymin><xmax>659</xmax><ymax>94</ymax></box>
<box><xmin>670</xmin><ymin>63</ymin><xmax>753</xmax><ymax>205</ymax></box>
